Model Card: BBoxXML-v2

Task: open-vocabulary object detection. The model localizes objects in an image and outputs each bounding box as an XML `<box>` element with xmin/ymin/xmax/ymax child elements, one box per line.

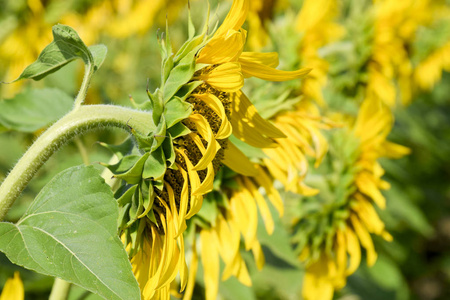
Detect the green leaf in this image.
<box><xmin>164</xmin><ymin>96</ymin><xmax>192</xmax><ymax>128</ymax></box>
<box><xmin>88</xmin><ymin>44</ymin><xmax>108</xmax><ymax>72</ymax></box>
<box><xmin>0</xmin><ymin>88</ymin><xmax>73</xmax><ymax>132</ymax></box>
<box><xmin>14</xmin><ymin>25</ymin><xmax>94</xmax><ymax>82</ymax></box>
<box><xmin>0</xmin><ymin>165</ymin><xmax>140</xmax><ymax>300</ymax></box>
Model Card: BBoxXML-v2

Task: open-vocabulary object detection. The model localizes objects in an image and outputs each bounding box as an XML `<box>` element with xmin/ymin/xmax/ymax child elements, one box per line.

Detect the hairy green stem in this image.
<box><xmin>0</xmin><ymin>105</ymin><xmax>154</xmax><ymax>220</ymax></box>
<box><xmin>49</xmin><ymin>278</ymin><xmax>72</xmax><ymax>300</ymax></box>
<box><xmin>73</xmin><ymin>64</ymin><xmax>94</xmax><ymax>108</ymax></box>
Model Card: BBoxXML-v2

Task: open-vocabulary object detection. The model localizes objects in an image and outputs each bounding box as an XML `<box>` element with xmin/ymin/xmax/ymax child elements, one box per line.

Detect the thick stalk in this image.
<box><xmin>0</xmin><ymin>105</ymin><xmax>154</xmax><ymax>220</ymax></box>
<box><xmin>49</xmin><ymin>278</ymin><xmax>72</xmax><ymax>300</ymax></box>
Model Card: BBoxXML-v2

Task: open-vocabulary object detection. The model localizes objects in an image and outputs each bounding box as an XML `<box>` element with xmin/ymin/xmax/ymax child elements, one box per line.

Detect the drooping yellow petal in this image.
<box><xmin>230</xmin><ymin>90</ymin><xmax>285</xmax><ymax>148</ymax></box>
<box><xmin>254</xmin><ymin>166</ymin><xmax>284</xmax><ymax>216</ymax></box>
<box><xmin>177</xmin><ymin>150</ymin><xmax>203</xmax><ymax>219</ymax></box>
<box><xmin>193</xmin><ymin>93</ymin><xmax>232</xmax><ymax>139</ymax></box>
<box><xmin>182</xmin><ymin>240</ymin><xmax>198</xmax><ymax>300</ymax></box>
<box><xmin>233</xmin><ymin>178</ymin><xmax>258</xmax><ymax>250</ymax></box>
<box><xmin>350</xmin><ymin>215</ymin><xmax>377</xmax><ymax>267</ymax></box>
<box><xmin>187</xmin><ymin>116</ymin><xmax>220</xmax><ymax>170</ymax></box>
<box><xmin>344</xmin><ymin>227</ymin><xmax>361</xmax><ymax>275</ymax></box>
<box><xmin>243</xmin><ymin>176</ymin><xmax>274</xmax><ymax>235</ymax></box>
<box><xmin>239</xmin><ymin>51</ymin><xmax>279</xmax><ymax>68</ymax></box>
<box><xmin>197</xmin><ymin>62</ymin><xmax>244</xmax><ymax>92</ymax></box>
<box><xmin>222</xmin><ymin>141</ymin><xmax>259</xmax><ymax>176</ymax></box>
<box><xmin>200</xmin><ymin>229</ymin><xmax>220</xmax><ymax>300</ymax></box>
<box><xmin>251</xmin><ymin>239</ymin><xmax>265</xmax><ymax>270</ymax></box>
<box><xmin>302</xmin><ymin>255</ymin><xmax>335</xmax><ymax>300</ymax></box>
<box><xmin>0</xmin><ymin>272</ymin><xmax>24</xmax><ymax>300</ymax></box>
<box><xmin>239</xmin><ymin>55</ymin><xmax>311</xmax><ymax>81</ymax></box>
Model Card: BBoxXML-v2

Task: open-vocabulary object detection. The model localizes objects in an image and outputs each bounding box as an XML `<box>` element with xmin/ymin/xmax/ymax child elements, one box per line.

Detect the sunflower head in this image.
<box><xmin>290</xmin><ymin>98</ymin><xmax>409</xmax><ymax>300</ymax></box>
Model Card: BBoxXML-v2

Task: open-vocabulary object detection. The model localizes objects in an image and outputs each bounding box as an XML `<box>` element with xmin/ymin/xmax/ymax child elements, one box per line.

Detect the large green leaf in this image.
<box><xmin>13</xmin><ymin>25</ymin><xmax>105</xmax><ymax>82</ymax></box>
<box><xmin>0</xmin><ymin>166</ymin><xmax>140</xmax><ymax>300</ymax></box>
<box><xmin>0</xmin><ymin>88</ymin><xmax>73</xmax><ymax>132</ymax></box>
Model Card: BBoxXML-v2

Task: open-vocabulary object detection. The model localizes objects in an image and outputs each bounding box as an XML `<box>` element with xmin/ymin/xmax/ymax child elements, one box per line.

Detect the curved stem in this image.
<box><xmin>0</xmin><ymin>105</ymin><xmax>154</xmax><ymax>220</ymax></box>
<box><xmin>49</xmin><ymin>278</ymin><xmax>72</xmax><ymax>300</ymax></box>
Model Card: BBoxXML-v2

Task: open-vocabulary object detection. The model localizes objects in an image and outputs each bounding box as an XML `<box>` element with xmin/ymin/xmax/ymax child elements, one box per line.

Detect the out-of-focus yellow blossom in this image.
<box><xmin>296</xmin><ymin>0</ymin><xmax>345</xmax><ymax>106</ymax></box>
<box><xmin>246</xmin><ymin>0</ymin><xmax>275</xmax><ymax>50</ymax></box>
<box><xmin>0</xmin><ymin>272</ymin><xmax>24</xmax><ymax>300</ymax></box>
<box><xmin>300</xmin><ymin>98</ymin><xmax>410</xmax><ymax>300</ymax></box>
<box><xmin>367</xmin><ymin>0</ymin><xmax>435</xmax><ymax>106</ymax></box>
<box><xmin>263</xmin><ymin>100</ymin><xmax>333</xmax><ymax>196</ymax></box>
<box><xmin>414</xmin><ymin>41</ymin><xmax>450</xmax><ymax>90</ymax></box>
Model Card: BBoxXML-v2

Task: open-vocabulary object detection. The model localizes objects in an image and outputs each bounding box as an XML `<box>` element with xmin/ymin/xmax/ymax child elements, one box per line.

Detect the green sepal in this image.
<box><xmin>151</xmin><ymin>115</ymin><xmax>167</xmax><ymax>152</ymax></box>
<box><xmin>153</xmin><ymin>180</ymin><xmax>164</xmax><ymax>191</ymax></box>
<box><xmin>117</xmin><ymin>184</ymin><xmax>138</xmax><ymax>206</ymax></box>
<box><xmin>165</xmin><ymin>96</ymin><xmax>193</xmax><ymax>128</ymax></box>
<box><xmin>187</xmin><ymin>0</ymin><xmax>196</xmax><ymax>39</ymax></box>
<box><xmin>163</xmin><ymin>53</ymin><xmax>197</xmax><ymax>102</ymax></box>
<box><xmin>148</xmin><ymin>88</ymin><xmax>164</xmax><ymax>125</ymax></box>
<box><xmin>162</xmin><ymin>135</ymin><xmax>176</xmax><ymax>167</ymax></box>
<box><xmin>143</xmin><ymin>147</ymin><xmax>166</xmax><ymax>180</ymax></box>
<box><xmin>168</xmin><ymin>122</ymin><xmax>191</xmax><ymax>139</ymax></box>
<box><xmin>132</xmin><ymin>130</ymin><xmax>154</xmax><ymax>152</ymax></box>
<box><xmin>174</xmin><ymin>81</ymin><xmax>202</xmax><ymax>101</ymax></box>
<box><xmin>138</xmin><ymin>181</ymin><xmax>155</xmax><ymax>219</ymax></box>
<box><xmin>146</xmin><ymin>209</ymin><xmax>158</xmax><ymax>225</ymax></box>
<box><xmin>125</xmin><ymin>187</ymin><xmax>141</xmax><ymax>227</ymax></box>
<box><xmin>114</xmin><ymin>153</ymin><xmax>150</xmax><ymax>184</ymax></box>
<box><xmin>101</xmin><ymin>154</ymin><xmax>141</xmax><ymax>174</ymax></box>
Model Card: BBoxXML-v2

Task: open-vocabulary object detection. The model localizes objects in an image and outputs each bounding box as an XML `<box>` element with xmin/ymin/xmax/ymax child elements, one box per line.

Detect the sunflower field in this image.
<box><xmin>0</xmin><ymin>0</ymin><xmax>449</xmax><ymax>299</ymax></box>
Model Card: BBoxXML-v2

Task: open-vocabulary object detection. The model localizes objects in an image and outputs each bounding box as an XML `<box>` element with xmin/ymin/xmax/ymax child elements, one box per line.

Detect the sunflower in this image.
<box><xmin>366</xmin><ymin>0</ymin><xmax>434</xmax><ymax>106</ymax></box>
<box><xmin>293</xmin><ymin>98</ymin><xmax>410</xmax><ymax>300</ymax></box>
<box><xmin>0</xmin><ymin>272</ymin><xmax>24</xmax><ymax>300</ymax></box>
<box><xmin>296</xmin><ymin>0</ymin><xmax>344</xmax><ymax>106</ymax></box>
<box><xmin>107</xmin><ymin>0</ymin><xmax>310</xmax><ymax>299</ymax></box>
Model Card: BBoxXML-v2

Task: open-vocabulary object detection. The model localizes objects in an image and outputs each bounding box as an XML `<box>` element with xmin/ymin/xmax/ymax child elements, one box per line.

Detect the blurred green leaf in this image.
<box><xmin>0</xmin><ymin>88</ymin><xmax>73</xmax><ymax>132</ymax></box>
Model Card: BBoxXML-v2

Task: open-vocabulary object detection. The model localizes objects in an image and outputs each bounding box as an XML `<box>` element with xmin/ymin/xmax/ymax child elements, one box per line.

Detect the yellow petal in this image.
<box><xmin>182</xmin><ymin>240</ymin><xmax>198</xmax><ymax>300</ymax></box>
<box><xmin>196</xmin><ymin>29</ymin><xmax>246</xmax><ymax>64</ymax></box>
<box><xmin>198</xmin><ymin>62</ymin><xmax>244</xmax><ymax>92</ymax></box>
<box><xmin>0</xmin><ymin>272</ymin><xmax>24</xmax><ymax>300</ymax></box>
<box><xmin>251</xmin><ymin>239</ymin><xmax>265</xmax><ymax>270</ymax></box>
<box><xmin>230</xmin><ymin>90</ymin><xmax>285</xmax><ymax>147</ymax></box>
<box><xmin>239</xmin><ymin>55</ymin><xmax>311</xmax><ymax>81</ymax></box>
<box><xmin>215</xmin><ymin>0</ymin><xmax>249</xmax><ymax>35</ymax></box>
<box><xmin>254</xmin><ymin>166</ymin><xmax>284</xmax><ymax>216</ymax></box>
<box><xmin>239</xmin><ymin>51</ymin><xmax>279</xmax><ymax>68</ymax></box>
<box><xmin>177</xmin><ymin>150</ymin><xmax>203</xmax><ymax>219</ymax></box>
<box><xmin>200</xmin><ymin>229</ymin><xmax>220</xmax><ymax>300</ymax></box>
<box><xmin>345</xmin><ymin>228</ymin><xmax>361</xmax><ymax>275</ymax></box>
<box><xmin>243</xmin><ymin>176</ymin><xmax>274</xmax><ymax>235</ymax></box>
<box><xmin>193</xmin><ymin>93</ymin><xmax>232</xmax><ymax>139</ymax></box>
<box><xmin>187</xmin><ymin>115</ymin><xmax>221</xmax><ymax>171</ymax></box>
<box><xmin>351</xmin><ymin>215</ymin><xmax>377</xmax><ymax>267</ymax></box>
<box><xmin>222</xmin><ymin>142</ymin><xmax>259</xmax><ymax>176</ymax></box>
